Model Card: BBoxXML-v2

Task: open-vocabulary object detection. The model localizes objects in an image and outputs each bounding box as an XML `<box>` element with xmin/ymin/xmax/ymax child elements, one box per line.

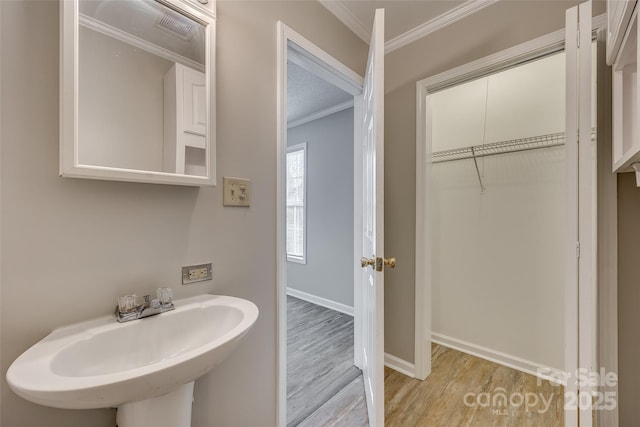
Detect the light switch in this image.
<box><xmin>223</xmin><ymin>177</ymin><xmax>251</xmax><ymax>207</ymax></box>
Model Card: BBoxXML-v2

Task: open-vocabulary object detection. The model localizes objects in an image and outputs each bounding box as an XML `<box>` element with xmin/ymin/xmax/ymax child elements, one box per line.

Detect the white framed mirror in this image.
<box><xmin>60</xmin><ymin>0</ymin><xmax>216</xmax><ymax>186</ymax></box>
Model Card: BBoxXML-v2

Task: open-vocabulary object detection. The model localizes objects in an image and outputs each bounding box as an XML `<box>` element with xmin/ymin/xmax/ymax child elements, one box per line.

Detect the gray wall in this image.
<box><xmin>383</xmin><ymin>0</ymin><xmax>604</xmax><ymax>363</ymax></box>
<box><xmin>617</xmin><ymin>172</ymin><xmax>640</xmax><ymax>425</ymax></box>
<box><xmin>286</xmin><ymin>108</ymin><xmax>354</xmax><ymax>307</ymax></box>
<box><xmin>0</xmin><ymin>1</ymin><xmax>367</xmax><ymax>426</ymax></box>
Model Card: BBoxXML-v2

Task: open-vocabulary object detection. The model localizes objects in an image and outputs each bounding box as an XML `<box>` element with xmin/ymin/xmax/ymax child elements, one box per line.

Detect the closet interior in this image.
<box><xmin>429</xmin><ymin>48</ymin><xmax>596</xmax><ymax>374</ymax></box>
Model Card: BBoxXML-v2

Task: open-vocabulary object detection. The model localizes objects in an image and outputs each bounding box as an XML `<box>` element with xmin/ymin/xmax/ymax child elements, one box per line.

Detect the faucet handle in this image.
<box><xmin>117</xmin><ymin>294</ymin><xmax>138</xmax><ymax>314</ymax></box>
<box><xmin>157</xmin><ymin>287</ymin><xmax>173</xmax><ymax>305</ymax></box>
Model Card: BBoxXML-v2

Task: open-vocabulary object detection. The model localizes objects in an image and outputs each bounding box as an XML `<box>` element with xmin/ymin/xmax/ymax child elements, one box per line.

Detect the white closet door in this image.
<box><xmin>565</xmin><ymin>2</ymin><xmax>595</xmax><ymax>426</ymax></box>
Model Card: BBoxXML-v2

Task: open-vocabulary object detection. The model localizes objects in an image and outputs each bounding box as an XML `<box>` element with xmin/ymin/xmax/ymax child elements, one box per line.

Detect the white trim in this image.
<box><xmin>593</xmin><ymin>13</ymin><xmax>608</xmax><ymax>36</ymax></box>
<box><xmin>318</xmin><ymin>0</ymin><xmax>606</xmax><ymax>58</ymax></box>
<box><xmin>317</xmin><ymin>0</ymin><xmax>370</xmax><ymax>44</ymax></box>
<box><xmin>432</xmin><ymin>333</ymin><xmax>566</xmax><ymax>385</ymax></box>
<box><xmin>606</xmin><ymin>0</ymin><xmax>635</xmax><ymax>65</ymax></box>
<box><xmin>353</xmin><ymin>94</ymin><xmax>364</xmax><ymax>370</ymax></box>
<box><xmin>277</xmin><ymin>21</ymin><xmax>364</xmax><ymax>427</ymax></box>
<box><xmin>564</xmin><ymin>6</ymin><xmax>580</xmax><ymax>426</ymax></box>
<box><xmin>415</xmin><ymin>17</ymin><xmax>609</xmax><ymax>396</ymax></box>
<box><xmin>417</xmin><ymin>14</ymin><xmax>606</xmax><ymax>94</ymax></box>
<box><xmin>276</xmin><ymin>22</ymin><xmax>288</xmax><ymax>427</ymax></box>
<box><xmin>79</xmin><ymin>14</ymin><xmax>205</xmax><ymax>73</ymax></box>
<box><xmin>384</xmin><ymin>353</ymin><xmax>415</xmax><ymax>378</ymax></box>
<box><xmin>287</xmin><ymin>48</ymin><xmax>362</xmax><ymax>96</ymax></box>
<box><xmin>286</xmin><ymin>288</ymin><xmax>354</xmax><ymax>317</ymax></box>
<box><xmin>60</xmin><ymin>0</ymin><xmax>216</xmax><ymax>187</ymax></box>
<box><xmin>420</xmin><ymin>28</ymin><xmax>565</xmax><ymax>92</ymax></box>
<box><xmin>414</xmin><ymin>28</ymin><xmax>571</xmax><ymax>390</ymax></box>
<box><xmin>413</xmin><ymin>79</ymin><xmax>431</xmax><ymax>381</ymax></box>
<box><xmin>577</xmin><ymin>4</ymin><xmax>594</xmax><ymax>426</ymax></box>
<box><xmin>384</xmin><ymin>0</ymin><xmax>499</xmax><ymax>54</ymax></box>
<box><xmin>288</xmin><ymin>100</ymin><xmax>354</xmax><ymax>129</ymax></box>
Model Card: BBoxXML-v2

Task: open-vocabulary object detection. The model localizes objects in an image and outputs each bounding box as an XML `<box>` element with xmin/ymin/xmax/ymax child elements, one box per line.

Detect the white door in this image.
<box><xmin>360</xmin><ymin>9</ymin><xmax>387</xmax><ymax>427</ymax></box>
<box><xmin>565</xmin><ymin>1</ymin><xmax>595</xmax><ymax>426</ymax></box>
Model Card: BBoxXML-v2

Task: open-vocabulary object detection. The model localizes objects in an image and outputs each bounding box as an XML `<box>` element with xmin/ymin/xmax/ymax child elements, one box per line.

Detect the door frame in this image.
<box><xmin>276</xmin><ymin>21</ymin><xmax>364</xmax><ymax>427</ymax></box>
<box><xmin>414</xmin><ymin>12</ymin><xmax>618</xmax><ymax>426</ymax></box>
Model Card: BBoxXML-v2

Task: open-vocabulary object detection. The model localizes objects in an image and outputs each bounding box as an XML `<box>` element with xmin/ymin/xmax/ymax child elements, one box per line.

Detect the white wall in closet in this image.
<box><xmin>430</xmin><ymin>51</ymin><xmax>568</xmax><ymax>371</ymax></box>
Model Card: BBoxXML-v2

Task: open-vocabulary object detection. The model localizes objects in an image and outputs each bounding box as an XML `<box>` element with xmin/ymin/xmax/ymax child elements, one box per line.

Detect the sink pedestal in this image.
<box><xmin>116</xmin><ymin>381</ymin><xmax>194</xmax><ymax>427</ymax></box>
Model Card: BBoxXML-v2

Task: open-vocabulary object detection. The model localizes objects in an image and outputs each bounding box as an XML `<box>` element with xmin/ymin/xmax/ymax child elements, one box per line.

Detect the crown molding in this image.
<box><xmin>288</xmin><ymin>100</ymin><xmax>354</xmax><ymax>128</ymax></box>
<box><xmin>321</xmin><ymin>1</ymin><xmax>607</xmax><ymax>57</ymax></box>
<box><xmin>385</xmin><ymin>0</ymin><xmax>500</xmax><ymax>54</ymax></box>
<box><xmin>320</xmin><ymin>0</ymin><xmax>501</xmax><ymax>53</ymax></box>
<box><xmin>318</xmin><ymin>0</ymin><xmax>370</xmax><ymax>44</ymax></box>
<box><xmin>79</xmin><ymin>14</ymin><xmax>205</xmax><ymax>72</ymax></box>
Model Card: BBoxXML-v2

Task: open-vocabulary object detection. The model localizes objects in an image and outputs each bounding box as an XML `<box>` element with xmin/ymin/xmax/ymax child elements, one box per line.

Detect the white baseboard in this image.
<box><xmin>431</xmin><ymin>332</ymin><xmax>565</xmax><ymax>384</ymax></box>
<box><xmin>286</xmin><ymin>287</ymin><xmax>354</xmax><ymax>316</ymax></box>
<box><xmin>384</xmin><ymin>353</ymin><xmax>415</xmax><ymax>378</ymax></box>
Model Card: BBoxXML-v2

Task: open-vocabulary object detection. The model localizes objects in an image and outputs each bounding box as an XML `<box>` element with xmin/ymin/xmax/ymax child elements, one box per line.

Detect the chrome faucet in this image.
<box><xmin>115</xmin><ymin>287</ymin><xmax>175</xmax><ymax>323</ymax></box>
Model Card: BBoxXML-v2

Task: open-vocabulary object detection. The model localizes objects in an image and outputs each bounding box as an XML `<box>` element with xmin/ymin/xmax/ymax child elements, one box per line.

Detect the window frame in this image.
<box><xmin>286</xmin><ymin>142</ymin><xmax>307</xmax><ymax>264</ymax></box>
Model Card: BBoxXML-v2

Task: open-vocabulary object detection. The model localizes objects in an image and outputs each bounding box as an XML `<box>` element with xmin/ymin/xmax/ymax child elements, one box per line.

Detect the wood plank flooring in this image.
<box><xmin>385</xmin><ymin>344</ymin><xmax>564</xmax><ymax>427</ymax></box>
<box><xmin>288</xmin><ymin>296</ymin><xmax>562</xmax><ymax>427</ymax></box>
<box><xmin>298</xmin><ymin>375</ymin><xmax>369</xmax><ymax>427</ymax></box>
<box><xmin>287</xmin><ymin>296</ymin><xmax>368</xmax><ymax>427</ymax></box>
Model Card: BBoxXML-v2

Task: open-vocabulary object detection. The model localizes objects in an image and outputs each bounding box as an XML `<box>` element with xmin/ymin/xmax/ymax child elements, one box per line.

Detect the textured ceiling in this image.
<box><xmin>287</xmin><ymin>61</ymin><xmax>353</xmax><ymax>125</ymax></box>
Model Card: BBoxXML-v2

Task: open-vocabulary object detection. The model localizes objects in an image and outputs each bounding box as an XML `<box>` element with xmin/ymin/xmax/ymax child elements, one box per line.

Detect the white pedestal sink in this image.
<box><xmin>6</xmin><ymin>294</ymin><xmax>258</xmax><ymax>427</ymax></box>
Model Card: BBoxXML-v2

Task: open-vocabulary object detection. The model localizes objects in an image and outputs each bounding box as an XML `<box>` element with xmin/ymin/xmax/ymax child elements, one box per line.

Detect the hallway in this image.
<box><xmin>287</xmin><ymin>296</ymin><xmax>368</xmax><ymax>427</ymax></box>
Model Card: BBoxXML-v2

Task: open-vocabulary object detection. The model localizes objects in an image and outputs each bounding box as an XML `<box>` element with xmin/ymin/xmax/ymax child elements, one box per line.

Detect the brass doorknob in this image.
<box><xmin>361</xmin><ymin>256</ymin><xmax>396</xmax><ymax>271</ymax></box>
<box><xmin>361</xmin><ymin>257</ymin><xmax>376</xmax><ymax>268</ymax></box>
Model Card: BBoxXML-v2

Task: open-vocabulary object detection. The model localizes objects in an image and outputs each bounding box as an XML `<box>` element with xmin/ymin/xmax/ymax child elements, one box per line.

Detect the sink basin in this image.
<box><xmin>6</xmin><ymin>294</ymin><xmax>258</xmax><ymax>413</ymax></box>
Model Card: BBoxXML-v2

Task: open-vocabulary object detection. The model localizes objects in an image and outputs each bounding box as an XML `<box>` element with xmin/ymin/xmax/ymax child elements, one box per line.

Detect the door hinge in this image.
<box><xmin>577</xmin><ymin>29</ymin><xmax>580</xmax><ymax>48</ymax></box>
<box><xmin>576</xmin><ymin>242</ymin><xmax>581</xmax><ymax>258</ymax></box>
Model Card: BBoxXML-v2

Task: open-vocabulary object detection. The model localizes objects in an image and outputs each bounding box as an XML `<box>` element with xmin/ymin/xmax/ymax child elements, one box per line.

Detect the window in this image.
<box><xmin>286</xmin><ymin>143</ymin><xmax>307</xmax><ymax>263</ymax></box>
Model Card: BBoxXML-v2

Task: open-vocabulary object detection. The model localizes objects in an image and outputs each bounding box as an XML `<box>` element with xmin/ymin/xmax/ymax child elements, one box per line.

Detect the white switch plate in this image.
<box><xmin>223</xmin><ymin>177</ymin><xmax>251</xmax><ymax>207</ymax></box>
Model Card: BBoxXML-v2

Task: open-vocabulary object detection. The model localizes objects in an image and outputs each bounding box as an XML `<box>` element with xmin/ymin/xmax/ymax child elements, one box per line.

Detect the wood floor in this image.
<box><xmin>385</xmin><ymin>344</ymin><xmax>564</xmax><ymax>427</ymax></box>
<box><xmin>287</xmin><ymin>296</ymin><xmax>368</xmax><ymax>427</ymax></box>
<box><xmin>288</xmin><ymin>296</ymin><xmax>563</xmax><ymax>427</ymax></box>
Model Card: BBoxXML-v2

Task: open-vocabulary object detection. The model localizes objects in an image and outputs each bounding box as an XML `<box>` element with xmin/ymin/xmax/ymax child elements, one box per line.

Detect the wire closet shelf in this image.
<box><xmin>431</xmin><ymin>130</ymin><xmax>595</xmax><ymax>164</ymax></box>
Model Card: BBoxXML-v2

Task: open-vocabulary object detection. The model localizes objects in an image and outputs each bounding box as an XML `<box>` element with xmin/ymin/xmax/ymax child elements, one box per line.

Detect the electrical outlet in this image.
<box><xmin>182</xmin><ymin>263</ymin><xmax>212</xmax><ymax>285</ymax></box>
<box><xmin>189</xmin><ymin>267</ymin><xmax>208</xmax><ymax>280</ymax></box>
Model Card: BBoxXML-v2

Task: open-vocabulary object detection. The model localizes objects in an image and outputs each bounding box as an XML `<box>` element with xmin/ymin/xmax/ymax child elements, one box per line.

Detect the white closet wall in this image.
<box><xmin>431</xmin><ymin>52</ymin><xmax>567</xmax><ymax>371</ymax></box>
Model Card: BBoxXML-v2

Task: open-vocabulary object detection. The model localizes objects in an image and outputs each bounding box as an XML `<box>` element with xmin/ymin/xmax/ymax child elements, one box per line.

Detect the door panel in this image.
<box><xmin>361</xmin><ymin>8</ymin><xmax>384</xmax><ymax>427</ymax></box>
<box><xmin>565</xmin><ymin>2</ymin><xmax>595</xmax><ymax>426</ymax></box>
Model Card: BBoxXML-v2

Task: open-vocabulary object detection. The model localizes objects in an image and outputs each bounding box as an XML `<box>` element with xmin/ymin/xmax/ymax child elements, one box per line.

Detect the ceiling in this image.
<box><xmin>287</xmin><ymin>61</ymin><xmax>353</xmax><ymax>126</ymax></box>
<box><xmin>80</xmin><ymin>0</ymin><xmax>206</xmax><ymax>65</ymax></box>
<box><xmin>286</xmin><ymin>0</ymin><xmax>504</xmax><ymax>125</ymax></box>
<box><xmin>319</xmin><ymin>0</ymin><xmax>499</xmax><ymax>52</ymax></box>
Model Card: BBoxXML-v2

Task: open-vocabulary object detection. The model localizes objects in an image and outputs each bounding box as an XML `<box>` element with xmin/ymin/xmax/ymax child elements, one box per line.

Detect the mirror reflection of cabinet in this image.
<box><xmin>60</xmin><ymin>0</ymin><xmax>216</xmax><ymax>186</ymax></box>
<box><xmin>608</xmin><ymin>1</ymin><xmax>639</xmax><ymax>182</ymax></box>
<box><xmin>164</xmin><ymin>63</ymin><xmax>207</xmax><ymax>176</ymax></box>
